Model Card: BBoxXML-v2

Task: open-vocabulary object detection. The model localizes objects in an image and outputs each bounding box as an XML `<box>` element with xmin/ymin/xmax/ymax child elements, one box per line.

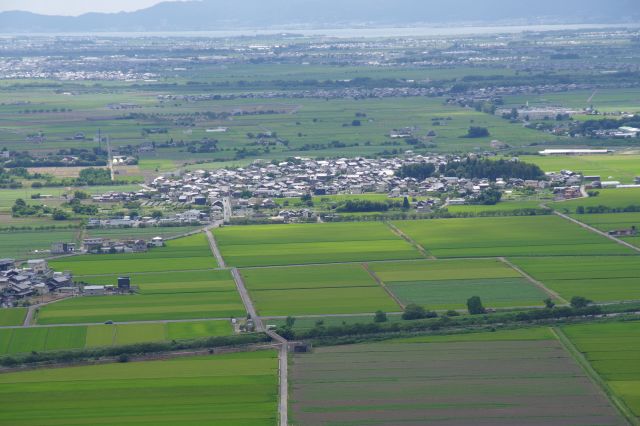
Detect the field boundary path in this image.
<box><xmin>265</xmin><ymin>329</ymin><xmax>289</xmax><ymax>426</ymax></box>
<box><xmin>362</xmin><ymin>263</ymin><xmax>406</xmax><ymax>309</ymax></box>
<box><xmin>498</xmin><ymin>257</ymin><xmax>569</xmax><ymax>305</ymax></box>
<box><xmin>551</xmin><ymin>209</ymin><xmax>640</xmax><ymax>254</ymax></box>
<box><xmin>6</xmin><ymin>316</ymin><xmax>233</xmax><ymax>330</ymax></box>
<box><xmin>553</xmin><ymin>327</ymin><xmax>637</xmax><ymax>426</ymax></box>
<box><xmin>385</xmin><ymin>222</ymin><xmax>435</xmax><ymax>259</ymax></box>
<box><xmin>231</xmin><ymin>268</ymin><xmax>263</xmax><ymax>331</ymax></box>
<box><xmin>205</xmin><ymin>225</ymin><xmax>227</xmax><ymax>268</ymax></box>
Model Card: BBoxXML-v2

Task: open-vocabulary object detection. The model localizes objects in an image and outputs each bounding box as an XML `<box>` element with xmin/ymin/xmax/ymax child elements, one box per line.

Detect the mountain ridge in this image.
<box><xmin>1</xmin><ymin>0</ymin><xmax>638</xmax><ymax>33</ymax></box>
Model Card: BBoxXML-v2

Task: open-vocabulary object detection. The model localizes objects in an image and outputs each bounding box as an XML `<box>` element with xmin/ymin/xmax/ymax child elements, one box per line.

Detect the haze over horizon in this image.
<box><xmin>0</xmin><ymin>0</ymin><xmax>169</xmax><ymax>16</ymax></box>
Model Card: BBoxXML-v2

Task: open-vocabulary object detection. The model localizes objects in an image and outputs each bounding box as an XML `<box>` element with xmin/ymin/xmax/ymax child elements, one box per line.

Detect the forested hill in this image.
<box><xmin>0</xmin><ymin>0</ymin><xmax>637</xmax><ymax>33</ymax></box>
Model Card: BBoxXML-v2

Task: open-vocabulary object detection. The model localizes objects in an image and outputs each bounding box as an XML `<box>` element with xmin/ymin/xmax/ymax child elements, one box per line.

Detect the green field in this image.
<box><xmin>50</xmin><ymin>232</ymin><xmax>215</xmax><ymax>275</ymax></box>
<box><xmin>0</xmin><ymin>229</ymin><xmax>78</xmax><ymax>260</ymax></box>
<box><xmin>0</xmin><ymin>308</ymin><xmax>26</xmax><ymax>326</ymax></box>
<box><xmin>445</xmin><ymin>199</ymin><xmax>549</xmax><ymax>214</ymax></box>
<box><xmin>37</xmin><ymin>270</ymin><xmax>245</xmax><ymax>324</ymax></box>
<box><xmin>0</xmin><ymin>320</ymin><xmax>233</xmax><ymax>355</ymax></box>
<box><xmin>369</xmin><ymin>259</ymin><xmax>550</xmax><ymax>309</ymax></box>
<box><xmin>215</xmin><ymin>222</ymin><xmax>421</xmax><ymax>267</ymax></box>
<box><xmin>571</xmin><ymin>213</ymin><xmax>640</xmax><ymax>248</ymax></box>
<box><xmin>563</xmin><ymin>321</ymin><xmax>640</xmax><ymax>419</ymax></box>
<box><xmin>241</xmin><ymin>264</ymin><xmax>400</xmax><ymax>316</ymax></box>
<box><xmin>551</xmin><ymin>188</ymin><xmax>640</xmax><ymax>213</ymax></box>
<box><xmin>86</xmin><ymin>226</ymin><xmax>202</xmax><ymax>240</ymax></box>
<box><xmin>0</xmin><ymin>351</ymin><xmax>278</xmax><ymax>425</ymax></box>
<box><xmin>394</xmin><ymin>216</ymin><xmax>634</xmax><ymax>257</ymax></box>
<box><xmin>522</xmin><ymin>155</ymin><xmax>640</xmax><ymax>184</ymax></box>
<box><xmin>511</xmin><ymin>256</ymin><xmax>640</xmax><ymax>302</ymax></box>
<box><xmin>290</xmin><ymin>327</ymin><xmax>624</xmax><ymax>425</ymax></box>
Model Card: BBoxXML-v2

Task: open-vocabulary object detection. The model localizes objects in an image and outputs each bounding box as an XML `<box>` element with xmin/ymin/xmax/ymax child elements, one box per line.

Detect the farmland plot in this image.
<box><xmin>571</xmin><ymin>213</ymin><xmax>640</xmax><ymax>248</ymax></box>
<box><xmin>369</xmin><ymin>259</ymin><xmax>551</xmax><ymax>310</ymax></box>
<box><xmin>563</xmin><ymin>321</ymin><xmax>640</xmax><ymax>420</ymax></box>
<box><xmin>290</xmin><ymin>328</ymin><xmax>625</xmax><ymax>425</ymax></box>
<box><xmin>393</xmin><ymin>216</ymin><xmax>634</xmax><ymax>258</ymax></box>
<box><xmin>37</xmin><ymin>270</ymin><xmax>245</xmax><ymax>324</ymax></box>
<box><xmin>50</xmin><ymin>232</ymin><xmax>216</xmax><ymax>275</ymax></box>
<box><xmin>0</xmin><ymin>229</ymin><xmax>78</xmax><ymax>260</ymax></box>
<box><xmin>215</xmin><ymin>222</ymin><xmax>421</xmax><ymax>267</ymax></box>
<box><xmin>551</xmin><ymin>188</ymin><xmax>640</xmax><ymax>213</ymax></box>
<box><xmin>511</xmin><ymin>256</ymin><xmax>640</xmax><ymax>302</ymax></box>
<box><xmin>0</xmin><ymin>320</ymin><xmax>233</xmax><ymax>355</ymax></box>
<box><xmin>241</xmin><ymin>263</ymin><xmax>399</xmax><ymax>316</ymax></box>
<box><xmin>0</xmin><ymin>308</ymin><xmax>26</xmax><ymax>326</ymax></box>
<box><xmin>0</xmin><ymin>351</ymin><xmax>279</xmax><ymax>426</ymax></box>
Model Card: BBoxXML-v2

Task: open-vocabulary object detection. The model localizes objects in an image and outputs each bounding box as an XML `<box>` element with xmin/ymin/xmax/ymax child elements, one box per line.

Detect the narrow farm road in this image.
<box><xmin>385</xmin><ymin>222</ymin><xmax>435</xmax><ymax>259</ymax></box>
<box><xmin>498</xmin><ymin>257</ymin><xmax>569</xmax><ymax>305</ymax></box>
<box><xmin>552</xmin><ymin>210</ymin><xmax>640</xmax><ymax>254</ymax></box>
<box><xmin>231</xmin><ymin>268</ymin><xmax>263</xmax><ymax>331</ymax></box>
<box><xmin>205</xmin><ymin>226</ymin><xmax>227</xmax><ymax>268</ymax></box>
<box><xmin>277</xmin><ymin>342</ymin><xmax>289</xmax><ymax>426</ymax></box>
<box><xmin>362</xmin><ymin>263</ymin><xmax>406</xmax><ymax>309</ymax></box>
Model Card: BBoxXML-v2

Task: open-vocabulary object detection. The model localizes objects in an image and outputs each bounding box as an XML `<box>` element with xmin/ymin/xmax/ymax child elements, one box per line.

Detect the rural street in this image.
<box><xmin>205</xmin><ymin>223</ymin><xmax>227</xmax><ymax>268</ymax></box>
<box><xmin>231</xmin><ymin>268</ymin><xmax>264</xmax><ymax>331</ymax></box>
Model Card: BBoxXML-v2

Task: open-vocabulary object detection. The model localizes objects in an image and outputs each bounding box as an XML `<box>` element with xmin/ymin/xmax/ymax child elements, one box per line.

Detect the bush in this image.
<box><xmin>467</xmin><ymin>296</ymin><xmax>486</xmax><ymax>315</ymax></box>
<box><xmin>374</xmin><ymin>310</ymin><xmax>388</xmax><ymax>323</ymax></box>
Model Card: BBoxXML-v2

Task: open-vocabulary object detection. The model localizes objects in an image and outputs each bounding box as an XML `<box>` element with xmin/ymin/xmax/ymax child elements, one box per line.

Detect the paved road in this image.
<box><xmin>223</xmin><ymin>197</ymin><xmax>232</xmax><ymax>223</ymax></box>
<box><xmin>231</xmin><ymin>268</ymin><xmax>264</xmax><ymax>331</ymax></box>
<box><xmin>277</xmin><ymin>342</ymin><xmax>288</xmax><ymax>426</ymax></box>
<box><xmin>205</xmin><ymin>225</ymin><xmax>227</xmax><ymax>268</ymax></box>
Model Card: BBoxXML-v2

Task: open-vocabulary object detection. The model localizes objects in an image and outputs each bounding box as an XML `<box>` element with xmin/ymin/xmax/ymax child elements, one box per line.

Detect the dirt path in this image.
<box><xmin>231</xmin><ymin>268</ymin><xmax>263</xmax><ymax>331</ymax></box>
<box><xmin>498</xmin><ymin>257</ymin><xmax>569</xmax><ymax>305</ymax></box>
<box><xmin>385</xmin><ymin>222</ymin><xmax>435</xmax><ymax>259</ymax></box>
<box><xmin>9</xmin><ymin>316</ymin><xmax>232</xmax><ymax>330</ymax></box>
<box><xmin>362</xmin><ymin>263</ymin><xmax>406</xmax><ymax>309</ymax></box>
<box><xmin>552</xmin><ymin>210</ymin><xmax>640</xmax><ymax>254</ymax></box>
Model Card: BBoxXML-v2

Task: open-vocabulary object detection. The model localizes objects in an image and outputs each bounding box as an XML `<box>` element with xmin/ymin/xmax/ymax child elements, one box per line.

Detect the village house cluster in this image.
<box><xmin>0</xmin><ymin>258</ymin><xmax>73</xmax><ymax>307</ymax></box>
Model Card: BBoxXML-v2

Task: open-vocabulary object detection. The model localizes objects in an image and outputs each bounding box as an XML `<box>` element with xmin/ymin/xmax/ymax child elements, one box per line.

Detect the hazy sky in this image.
<box><xmin>0</xmin><ymin>0</ymin><xmax>174</xmax><ymax>15</ymax></box>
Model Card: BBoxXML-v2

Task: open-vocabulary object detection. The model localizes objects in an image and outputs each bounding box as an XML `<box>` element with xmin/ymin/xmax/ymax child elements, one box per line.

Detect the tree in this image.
<box><xmin>467</xmin><ymin>296</ymin><xmax>486</xmax><ymax>315</ymax></box>
<box><xmin>352</xmin><ymin>120</ymin><xmax>361</xmax><ymax>126</ymax></box>
<box><xmin>402</xmin><ymin>197</ymin><xmax>410</xmax><ymax>210</ymax></box>
<box><xmin>570</xmin><ymin>296</ymin><xmax>592</xmax><ymax>309</ymax></box>
<box><xmin>465</xmin><ymin>127</ymin><xmax>490</xmax><ymax>138</ymax></box>
<box><xmin>285</xmin><ymin>316</ymin><xmax>296</xmax><ymax>327</ymax></box>
<box><xmin>402</xmin><ymin>304</ymin><xmax>427</xmax><ymax>320</ymax></box>
<box><xmin>374</xmin><ymin>310</ymin><xmax>388</xmax><ymax>323</ymax></box>
<box><xmin>73</xmin><ymin>190</ymin><xmax>89</xmax><ymax>200</ymax></box>
<box><xmin>151</xmin><ymin>210</ymin><xmax>163</xmax><ymax>219</ymax></box>
<box><xmin>544</xmin><ymin>298</ymin><xmax>556</xmax><ymax>309</ymax></box>
<box><xmin>576</xmin><ymin>206</ymin><xmax>585</xmax><ymax>214</ymax></box>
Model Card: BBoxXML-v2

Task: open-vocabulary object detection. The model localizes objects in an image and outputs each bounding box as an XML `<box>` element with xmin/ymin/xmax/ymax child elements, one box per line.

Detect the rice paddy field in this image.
<box><xmin>215</xmin><ymin>222</ymin><xmax>422</xmax><ymax>267</ymax></box>
<box><xmin>0</xmin><ymin>320</ymin><xmax>233</xmax><ymax>355</ymax></box>
<box><xmin>393</xmin><ymin>216</ymin><xmax>634</xmax><ymax>258</ymax></box>
<box><xmin>571</xmin><ymin>213</ymin><xmax>640</xmax><ymax>248</ymax></box>
<box><xmin>36</xmin><ymin>270</ymin><xmax>245</xmax><ymax>324</ymax></box>
<box><xmin>520</xmin><ymin>155</ymin><xmax>640</xmax><ymax>184</ymax></box>
<box><xmin>511</xmin><ymin>256</ymin><xmax>640</xmax><ymax>302</ymax></box>
<box><xmin>369</xmin><ymin>259</ymin><xmax>551</xmax><ymax>310</ymax></box>
<box><xmin>0</xmin><ymin>351</ymin><xmax>279</xmax><ymax>426</ymax></box>
<box><xmin>290</xmin><ymin>327</ymin><xmax>625</xmax><ymax>425</ymax></box>
<box><xmin>0</xmin><ymin>308</ymin><xmax>26</xmax><ymax>326</ymax></box>
<box><xmin>550</xmin><ymin>188</ymin><xmax>640</xmax><ymax>214</ymax></box>
<box><xmin>445</xmin><ymin>199</ymin><xmax>549</xmax><ymax>214</ymax></box>
<box><xmin>0</xmin><ymin>228</ymin><xmax>78</xmax><ymax>260</ymax></box>
<box><xmin>563</xmin><ymin>321</ymin><xmax>640</xmax><ymax>420</ymax></box>
<box><xmin>241</xmin><ymin>264</ymin><xmax>400</xmax><ymax>316</ymax></box>
<box><xmin>50</xmin><ymin>232</ymin><xmax>216</xmax><ymax>275</ymax></box>
<box><xmin>86</xmin><ymin>225</ymin><xmax>202</xmax><ymax>240</ymax></box>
